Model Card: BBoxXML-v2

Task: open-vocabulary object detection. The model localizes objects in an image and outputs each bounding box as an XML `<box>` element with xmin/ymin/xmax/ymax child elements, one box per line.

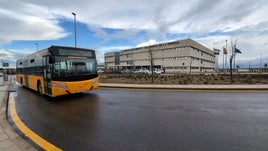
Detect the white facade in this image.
<box><xmin>105</xmin><ymin>39</ymin><xmax>216</xmax><ymax>73</ymax></box>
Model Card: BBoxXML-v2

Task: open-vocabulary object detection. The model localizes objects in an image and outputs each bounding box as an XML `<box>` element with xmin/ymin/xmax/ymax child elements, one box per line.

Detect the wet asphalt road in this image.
<box><xmin>9</xmin><ymin>85</ymin><xmax>268</xmax><ymax>151</ymax></box>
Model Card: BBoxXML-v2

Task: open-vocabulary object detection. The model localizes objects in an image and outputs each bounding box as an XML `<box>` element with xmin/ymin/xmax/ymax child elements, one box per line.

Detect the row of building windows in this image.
<box><xmin>163</xmin><ymin>56</ymin><xmax>192</xmax><ymax>61</ymax></box>
<box><xmin>191</xmin><ymin>47</ymin><xmax>214</xmax><ymax>58</ymax></box>
<box><xmin>165</xmin><ymin>66</ymin><xmax>187</xmax><ymax>70</ymax></box>
<box><xmin>162</xmin><ymin>46</ymin><xmax>187</xmax><ymax>52</ymax></box>
<box><xmin>120</xmin><ymin>56</ymin><xmax>214</xmax><ymax>64</ymax></box>
<box><xmin>105</xmin><ymin>56</ymin><xmax>114</xmax><ymax>59</ymax></box>
<box><xmin>165</xmin><ymin>66</ymin><xmax>202</xmax><ymax>70</ymax></box>
<box><xmin>122</xmin><ymin>41</ymin><xmax>181</xmax><ymax>52</ymax></box>
<box><xmin>127</xmin><ymin>60</ymin><xmax>133</xmax><ymax>64</ymax></box>
<box><xmin>119</xmin><ymin>47</ymin><xmax>214</xmax><ymax>60</ymax></box>
<box><xmin>105</xmin><ymin>61</ymin><xmax>114</xmax><ymax>64</ymax></box>
<box><xmin>121</xmin><ymin>46</ymin><xmax>188</xmax><ymax>55</ymax></box>
<box><xmin>126</xmin><ymin>54</ymin><xmax>133</xmax><ymax>58</ymax></box>
<box><xmin>164</xmin><ymin>66</ymin><xmax>213</xmax><ymax>70</ymax></box>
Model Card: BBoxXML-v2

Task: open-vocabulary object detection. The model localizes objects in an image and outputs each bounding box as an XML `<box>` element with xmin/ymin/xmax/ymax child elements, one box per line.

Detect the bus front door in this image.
<box><xmin>43</xmin><ymin>56</ymin><xmax>52</xmax><ymax>95</ymax></box>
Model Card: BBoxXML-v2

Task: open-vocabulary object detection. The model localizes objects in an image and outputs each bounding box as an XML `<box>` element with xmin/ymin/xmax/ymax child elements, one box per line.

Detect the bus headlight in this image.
<box><xmin>91</xmin><ymin>79</ymin><xmax>98</xmax><ymax>85</ymax></box>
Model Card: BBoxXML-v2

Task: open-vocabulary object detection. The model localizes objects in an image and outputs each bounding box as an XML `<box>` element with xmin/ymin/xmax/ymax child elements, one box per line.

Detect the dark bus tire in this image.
<box><xmin>37</xmin><ymin>81</ymin><xmax>43</xmax><ymax>96</ymax></box>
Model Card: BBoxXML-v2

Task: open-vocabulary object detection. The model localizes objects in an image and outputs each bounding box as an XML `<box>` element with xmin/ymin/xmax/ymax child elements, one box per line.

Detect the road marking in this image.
<box><xmin>9</xmin><ymin>92</ymin><xmax>62</xmax><ymax>151</ymax></box>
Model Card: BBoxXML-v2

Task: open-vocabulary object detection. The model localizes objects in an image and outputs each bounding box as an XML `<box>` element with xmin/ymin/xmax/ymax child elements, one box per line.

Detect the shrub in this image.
<box><xmin>164</xmin><ymin>76</ymin><xmax>168</xmax><ymax>81</ymax></box>
<box><xmin>244</xmin><ymin>76</ymin><xmax>253</xmax><ymax>84</ymax></box>
<box><xmin>220</xmin><ymin>75</ymin><xmax>225</xmax><ymax>80</ymax></box>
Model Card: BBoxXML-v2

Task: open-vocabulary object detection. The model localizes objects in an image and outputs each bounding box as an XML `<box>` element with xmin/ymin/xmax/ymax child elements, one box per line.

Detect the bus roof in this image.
<box><xmin>17</xmin><ymin>45</ymin><xmax>95</xmax><ymax>62</ymax></box>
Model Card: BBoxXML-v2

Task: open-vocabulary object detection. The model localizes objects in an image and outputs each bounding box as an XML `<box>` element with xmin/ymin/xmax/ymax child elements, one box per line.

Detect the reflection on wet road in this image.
<box><xmin>10</xmin><ymin>86</ymin><xmax>268</xmax><ymax>151</ymax></box>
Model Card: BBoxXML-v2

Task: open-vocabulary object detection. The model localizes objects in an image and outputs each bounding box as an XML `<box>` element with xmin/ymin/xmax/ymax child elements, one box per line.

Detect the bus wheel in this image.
<box><xmin>37</xmin><ymin>81</ymin><xmax>43</xmax><ymax>95</ymax></box>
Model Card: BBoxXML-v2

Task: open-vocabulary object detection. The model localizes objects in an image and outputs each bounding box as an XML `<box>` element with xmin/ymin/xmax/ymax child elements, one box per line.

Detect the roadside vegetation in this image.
<box><xmin>99</xmin><ymin>73</ymin><xmax>268</xmax><ymax>85</ymax></box>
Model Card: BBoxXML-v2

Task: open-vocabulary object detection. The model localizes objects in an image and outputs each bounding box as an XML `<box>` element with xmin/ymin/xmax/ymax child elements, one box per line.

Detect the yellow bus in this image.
<box><xmin>16</xmin><ymin>46</ymin><xmax>99</xmax><ymax>97</ymax></box>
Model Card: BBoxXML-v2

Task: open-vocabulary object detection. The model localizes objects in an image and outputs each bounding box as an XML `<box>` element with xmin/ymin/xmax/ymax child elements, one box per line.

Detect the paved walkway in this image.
<box><xmin>0</xmin><ymin>75</ymin><xmax>36</xmax><ymax>151</ymax></box>
<box><xmin>100</xmin><ymin>83</ymin><xmax>268</xmax><ymax>90</ymax></box>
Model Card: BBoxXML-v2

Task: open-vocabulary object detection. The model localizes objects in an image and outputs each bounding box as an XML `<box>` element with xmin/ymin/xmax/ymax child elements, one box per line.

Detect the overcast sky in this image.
<box><xmin>1</xmin><ymin>0</ymin><xmax>268</xmax><ymax>68</ymax></box>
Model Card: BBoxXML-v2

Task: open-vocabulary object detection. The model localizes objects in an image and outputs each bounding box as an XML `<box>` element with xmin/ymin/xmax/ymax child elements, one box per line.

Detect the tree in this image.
<box><xmin>229</xmin><ymin>39</ymin><xmax>237</xmax><ymax>84</ymax></box>
<box><xmin>264</xmin><ymin>63</ymin><xmax>267</xmax><ymax>68</ymax></box>
<box><xmin>230</xmin><ymin>56</ymin><xmax>233</xmax><ymax>83</ymax></box>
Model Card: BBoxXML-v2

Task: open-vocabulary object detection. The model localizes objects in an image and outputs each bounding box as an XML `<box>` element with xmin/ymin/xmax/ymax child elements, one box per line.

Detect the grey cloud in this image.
<box><xmin>0</xmin><ymin>1</ymin><xmax>68</xmax><ymax>44</ymax></box>
<box><xmin>4</xmin><ymin>0</ymin><xmax>268</xmax><ymax>37</ymax></box>
<box><xmin>1</xmin><ymin>0</ymin><xmax>268</xmax><ymax>64</ymax></box>
<box><xmin>0</xmin><ymin>49</ymin><xmax>30</xmax><ymax>67</ymax></box>
<box><xmin>0</xmin><ymin>49</ymin><xmax>28</xmax><ymax>60</ymax></box>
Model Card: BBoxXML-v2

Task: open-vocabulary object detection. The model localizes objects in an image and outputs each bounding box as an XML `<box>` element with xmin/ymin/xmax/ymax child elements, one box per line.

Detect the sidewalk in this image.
<box><xmin>100</xmin><ymin>83</ymin><xmax>268</xmax><ymax>91</ymax></box>
<box><xmin>0</xmin><ymin>76</ymin><xmax>36</xmax><ymax>151</ymax></box>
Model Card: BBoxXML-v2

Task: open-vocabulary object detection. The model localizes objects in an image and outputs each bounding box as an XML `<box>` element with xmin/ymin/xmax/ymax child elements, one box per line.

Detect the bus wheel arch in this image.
<box><xmin>37</xmin><ymin>80</ymin><xmax>43</xmax><ymax>95</ymax></box>
<box><xmin>20</xmin><ymin>77</ymin><xmax>23</xmax><ymax>85</ymax></box>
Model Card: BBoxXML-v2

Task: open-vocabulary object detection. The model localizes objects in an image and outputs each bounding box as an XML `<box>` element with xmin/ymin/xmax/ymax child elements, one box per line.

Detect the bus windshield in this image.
<box><xmin>53</xmin><ymin>56</ymin><xmax>97</xmax><ymax>78</ymax></box>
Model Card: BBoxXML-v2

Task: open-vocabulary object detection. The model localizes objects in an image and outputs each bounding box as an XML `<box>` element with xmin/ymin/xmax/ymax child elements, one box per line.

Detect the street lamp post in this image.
<box><xmin>72</xmin><ymin>12</ymin><xmax>77</xmax><ymax>47</ymax></box>
<box><xmin>35</xmin><ymin>43</ymin><xmax>38</xmax><ymax>52</ymax></box>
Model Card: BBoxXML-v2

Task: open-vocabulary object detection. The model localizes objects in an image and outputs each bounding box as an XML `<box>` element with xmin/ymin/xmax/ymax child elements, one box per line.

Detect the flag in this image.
<box><xmin>235</xmin><ymin>48</ymin><xmax>241</xmax><ymax>54</ymax></box>
<box><xmin>223</xmin><ymin>47</ymin><xmax>227</xmax><ymax>54</ymax></box>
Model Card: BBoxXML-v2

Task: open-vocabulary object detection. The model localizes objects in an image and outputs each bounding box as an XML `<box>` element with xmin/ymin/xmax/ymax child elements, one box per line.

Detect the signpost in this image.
<box><xmin>2</xmin><ymin>62</ymin><xmax>9</xmax><ymax>81</ymax></box>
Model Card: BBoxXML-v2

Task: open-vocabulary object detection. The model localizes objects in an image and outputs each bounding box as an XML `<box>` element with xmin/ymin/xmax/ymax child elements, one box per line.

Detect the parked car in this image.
<box><xmin>147</xmin><ymin>68</ymin><xmax>162</xmax><ymax>75</ymax></box>
<box><xmin>140</xmin><ymin>68</ymin><xmax>150</xmax><ymax>74</ymax></box>
<box><xmin>121</xmin><ymin>69</ymin><xmax>131</xmax><ymax>73</ymax></box>
<box><xmin>132</xmin><ymin>68</ymin><xmax>149</xmax><ymax>74</ymax></box>
<box><xmin>154</xmin><ymin>68</ymin><xmax>162</xmax><ymax>75</ymax></box>
<box><xmin>131</xmin><ymin>69</ymin><xmax>140</xmax><ymax>74</ymax></box>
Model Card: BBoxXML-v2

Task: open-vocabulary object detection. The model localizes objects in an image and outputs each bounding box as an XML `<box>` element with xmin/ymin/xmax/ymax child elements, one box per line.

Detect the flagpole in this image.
<box><xmin>225</xmin><ymin>40</ymin><xmax>227</xmax><ymax>71</ymax></box>
<box><xmin>225</xmin><ymin>54</ymin><xmax>227</xmax><ymax>70</ymax></box>
<box><xmin>222</xmin><ymin>47</ymin><xmax>224</xmax><ymax>70</ymax></box>
<box><xmin>233</xmin><ymin>45</ymin><xmax>236</xmax><ymax>69</ymax></box>
<box><xmin>234</xmin><ymin>44</ymin><xmax>236</xmax><ymax>69</ymax></box>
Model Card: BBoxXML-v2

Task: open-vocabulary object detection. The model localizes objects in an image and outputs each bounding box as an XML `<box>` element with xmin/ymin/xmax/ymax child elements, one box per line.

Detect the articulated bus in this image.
<box><xmin>16</xmin><ymin>46</ymin><xmax>99</xmax><ymax>97</ymax></box>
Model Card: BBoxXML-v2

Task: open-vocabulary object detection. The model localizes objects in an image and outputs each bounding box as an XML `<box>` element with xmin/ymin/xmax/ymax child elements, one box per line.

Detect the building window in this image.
<box><xmin>126</xmin><ymin>54</ymin><xmax>133</xmax><ymax>58</ymax></box>
<box><xmin>127</xmin><ymin>60</ymin><xmax>133</xmax><ymax>64</ymax></box>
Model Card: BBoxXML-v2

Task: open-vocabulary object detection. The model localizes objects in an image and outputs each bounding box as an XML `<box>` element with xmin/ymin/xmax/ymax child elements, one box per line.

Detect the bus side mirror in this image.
<box><xmin>49</xmin><ymin>56</ymin><xmax>54</xmax><ymax>64</ymax></box>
